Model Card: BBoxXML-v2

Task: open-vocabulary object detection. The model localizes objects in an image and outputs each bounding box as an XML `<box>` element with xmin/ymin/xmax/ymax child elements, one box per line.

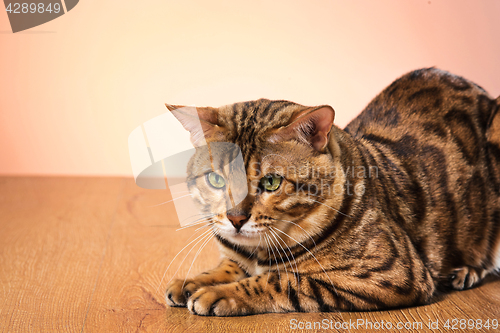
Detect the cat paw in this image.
<box><xmin>187</xmin><ymin>286</ymin><xmax>248</xmax><ymax>316</ymax></box>
<box><xmin>449</xmin><ymin>267</ymin><xmax>485</xmax><ymax>290</ymax></box>
<box><xmin>165</xmin><ymin>279</ymin><xmax>202</xmax><ymax>307</ymax></box>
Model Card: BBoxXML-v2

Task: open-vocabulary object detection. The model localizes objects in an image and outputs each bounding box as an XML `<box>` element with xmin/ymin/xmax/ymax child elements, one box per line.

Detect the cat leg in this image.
<box><xmin>187</xmin><ymin>235</ymin><xmax>436</xmax><ymax>315</ymax></box>
<box><xmin>449</xmin><ymin>266</ymin><xmax>488</xmax><ymax>290</ymax></box>
<box><xmin>187</xmin><ymin>272</ymin><xmax>305</xmax><ymax>316</ymax></box>
<box><xmin>166</xmin><ymin>258</ymin><xmax>247</xmax><ymax>307</ymax></box>
<box><xmin>187</xmin><ymin>268</ymin><xmax>435</xmax><ymax>316</ymax></box>
<box><xmin>187</xmin><ymin>257</ymin><xmax>436</xmax><ymax>316</ymax></box>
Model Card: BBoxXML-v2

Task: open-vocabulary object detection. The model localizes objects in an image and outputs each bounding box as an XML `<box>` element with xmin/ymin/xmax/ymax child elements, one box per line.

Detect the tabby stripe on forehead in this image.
<box><xmin>238</xmin><ymin>103</ymin><xmax>262</xmax><ymax>164</ymax></box>
<box><xmin>231</xmin><ymin>101</ymin><xmax>247</xmax><ymax>144</ymax></box>
<box><xmin>241</xmin><ymin>103</ymin><xmax>259</xmax><ymax>138</ymax></box>
<box><xmin>260</xmin><ymin>100</ymin><xmax>277</xmax><ymax>123</ymax></box>
<box><xmin>272</xmin><ymin>101</ymin><xmax>295</xmax><ymax>119</ymax></box>
<box><xmin>230</xmin><ymin>103</ymin><xmax>239</xmax><ymax>131</ymax></box>
<box><xmin>234</xmin><ymin>102</ymin><xmax>251</xmax><ymax>143</ymax></box>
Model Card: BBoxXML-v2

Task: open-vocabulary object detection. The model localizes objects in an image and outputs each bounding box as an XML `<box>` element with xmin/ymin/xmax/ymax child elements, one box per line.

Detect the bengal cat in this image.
<box><xmin>165</xmin><ymin>68</ymin><xmax>500</xmax><ymax>316</ymax></box>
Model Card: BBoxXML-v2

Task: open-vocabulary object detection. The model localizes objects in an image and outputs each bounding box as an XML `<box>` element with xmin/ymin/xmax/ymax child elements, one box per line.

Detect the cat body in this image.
<box><xmin>165</xmin><ymin>68</ymin><xmax>500</xmax><ymax>316</ymax></box>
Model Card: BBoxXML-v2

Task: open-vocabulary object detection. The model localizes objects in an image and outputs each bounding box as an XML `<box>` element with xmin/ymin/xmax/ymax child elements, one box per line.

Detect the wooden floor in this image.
<box><xmin>1</xmin><ymin>177</ymin><xmax>499</xmax><ymax>333</ymax></box>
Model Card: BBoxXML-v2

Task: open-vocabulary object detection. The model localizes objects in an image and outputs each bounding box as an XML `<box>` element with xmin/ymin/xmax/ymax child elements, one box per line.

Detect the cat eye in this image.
<box><xmin>206</xmin><ymin>172</ymin><xmax>226</xmax><ymax>189</ymax></box>
<box><xmin>260</xmin><ymin>174</ymin><xmax>282</xmax><ymax>191</ymax></box>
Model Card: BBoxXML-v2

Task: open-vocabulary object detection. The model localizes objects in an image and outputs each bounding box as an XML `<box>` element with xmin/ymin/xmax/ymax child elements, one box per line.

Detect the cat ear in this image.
<box><xmin>272</xmin><ymin>106</ymin><xmax>335</xmax><ymax>152</ymax></box>
<box><xmin>165</xmin><ymin>104</ymin><xmax>219</xmax><ymax>146</ymax></box>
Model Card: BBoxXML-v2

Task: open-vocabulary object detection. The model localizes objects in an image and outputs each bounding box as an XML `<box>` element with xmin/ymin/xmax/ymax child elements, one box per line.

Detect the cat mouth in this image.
<box><xmin>231</xmin><ymin>231</ymin><xmax>259</xmax><ymax>238</ymax></box>
<box><xmin>226</xmin><ymin>231</ymin><xmax>263</xmax><ymax>246</ymax></box>
<box><xmin>220</xmin><ymin>229</ymin><xmax>262</xmax><ymax>242</ymax></box>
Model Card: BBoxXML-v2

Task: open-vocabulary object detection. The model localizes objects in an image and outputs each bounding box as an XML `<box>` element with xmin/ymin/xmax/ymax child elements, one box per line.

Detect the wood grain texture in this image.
<box><xmin>0</xmin><ymin>177</ymin><xmax>499</xmax><ymax>332</ymax></box>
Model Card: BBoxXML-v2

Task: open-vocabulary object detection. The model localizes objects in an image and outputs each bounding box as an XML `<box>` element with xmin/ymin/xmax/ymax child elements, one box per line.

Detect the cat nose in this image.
<box><xmin>227</xmin><ymin>214</ymin><xmax>249</xmax><ymax>232</ymax></box>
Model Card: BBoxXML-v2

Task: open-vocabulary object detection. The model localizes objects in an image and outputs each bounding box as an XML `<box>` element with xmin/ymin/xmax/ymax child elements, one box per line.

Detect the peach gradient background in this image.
<box><xmin>1</xmin><ymin>0</ymin><xmax>499</xmax><ymax>176</ymax></box>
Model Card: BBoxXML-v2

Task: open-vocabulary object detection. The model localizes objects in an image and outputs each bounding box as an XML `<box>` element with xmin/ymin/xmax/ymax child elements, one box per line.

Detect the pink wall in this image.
<box><xmin>1</xmin><ymin>0</ymin><xmax>499</xmax><ymax>176</ymax></box>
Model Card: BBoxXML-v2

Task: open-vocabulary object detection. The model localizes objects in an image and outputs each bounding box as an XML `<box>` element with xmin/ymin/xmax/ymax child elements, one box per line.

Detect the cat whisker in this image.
<box><xmin>270</xmin><ymin>227</ymin><xmax>338</xmax><ymax>296</ymax></box>
<box><xmin>181</xmin><ymin>230</ymin><xmax>216</xmax><ymax>290</ymax></box>
<box><xmin>247</xmin><ymin>234</ymin><xmax>262</xmax><ymax>259</ymax></box>
<box><xmin>265</xmin><ymin>234</ymin><xmax>281</xmax><ymax>285</ymax></box>
<box><xmin>268</xmin><ymin>229</ymin><xmax>292</xmax><ymax>272</ymax></box>
<box><xmin>148</xmin><ymin>193</ymin><xmax>193</xmax><ymax>207</ymax></box>
<box><xmin>181</xmin><ymin>212</ymin><xmax>217</xmax><ymax>220</ymax></box>
<box><xmin>305</xmin><ymin>197</ymin><xmax>351</xmax><ymax>218</ymax></box>
<box><xmin>268</xmin><ymin>217</ymin><xmax>316</xmax><ymax>294</ymax></box>
<box><xmin>263</xmin><ymin>236</ymin><xmax>272</xmax><ymax>290</ymax></box>
<box><xmin>176</xmin><ymin>218</ymin><xmax>213</xmax><ymax>231</ymax></box>
<box><xmin>157</xmin><ymin>227</ymin><xmax>213</xmax><ymax>293</ymax></box>
<box><xmin>267</xmin><ymin>231</ymin><xmax>287</xmax><ymax>276</ymax></box>
<box><xmin>268</xmin><ymin>228</ymin><xmax>295</xmax><ymax>302</ymax></box>
<box><xmin>272</xmin><ymin>218</ymin><xmax>317</xmax><ymax>248</ymax></box>
<box><xmin>180</xmin><ymin>220</ymin><xmax>213</xmax><ymax>245</ymax></box>
<box><xmin>268</xmin><ymin>228</ymin><xmax>300</xmax><ymax>294</ymax></box>
<box><xmin>271</xmin><ymin>226</ymin><xmax>348</xmax><ymax>319</ymax></box>
<box><xmin>194</xmin><ymin>222</ymin><xmax>214</xmax><ymax>233</ymax></box>
<box><xmin>175</xmin><ymin>213</ymin><xmax>216</xmax><ymax>231</ymax></box>
<box><xmin>169</xmin><ymin>190</ymin><xmax>191</xmax><ymax>194</ymax></box>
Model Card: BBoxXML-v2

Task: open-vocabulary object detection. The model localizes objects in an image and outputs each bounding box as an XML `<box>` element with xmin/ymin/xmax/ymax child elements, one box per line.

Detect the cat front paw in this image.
<box><xmin>165</xmin><ymin>279</ymin><xmax>202</xmax><ymax>307</ymax></box>
<box><xmin>187</xmin><ymin>285</ymin><xmax>249</xmax><ymax>316</ymax></box>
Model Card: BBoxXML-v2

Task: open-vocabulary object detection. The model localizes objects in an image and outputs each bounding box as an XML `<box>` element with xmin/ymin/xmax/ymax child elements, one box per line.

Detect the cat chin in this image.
<box><xmin>219</xmin><ymin>230</ymin><xmax>262</xmax><ymax>247</ymax></box>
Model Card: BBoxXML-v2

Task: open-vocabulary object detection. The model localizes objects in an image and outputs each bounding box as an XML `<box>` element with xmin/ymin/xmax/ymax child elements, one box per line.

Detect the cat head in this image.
<box><xmin>167</xmin><ymin>99</ymin><xmax>344</xmax><ymax>248</ymax></box>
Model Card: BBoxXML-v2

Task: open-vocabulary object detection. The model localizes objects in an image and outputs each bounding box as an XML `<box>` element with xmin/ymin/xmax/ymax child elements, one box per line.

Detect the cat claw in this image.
<box><xmin>188</xmin><ymin>286</ymin><xmax>246</xmax><ymax>316</ymax></box>
<box><xmin>166</xmin><ymin>279</ymin><xmax>204</xmax><ymax>307</ymax></box>
<box><xmin>448</xmin><ymin>267</ymin><xmax>484</xmax><ymax>290</ymax></box>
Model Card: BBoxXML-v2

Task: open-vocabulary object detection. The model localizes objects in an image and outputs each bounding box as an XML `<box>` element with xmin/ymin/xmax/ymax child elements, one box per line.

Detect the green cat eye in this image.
<box><xmin>206</xmin><ymin>172</ymin><xmax>226</xmax><ymax>189</ymax></box>
<box><xmin>260</xmin><ymin>174</ymin><xmax>282</xmax><ymax>191</ymax></box>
